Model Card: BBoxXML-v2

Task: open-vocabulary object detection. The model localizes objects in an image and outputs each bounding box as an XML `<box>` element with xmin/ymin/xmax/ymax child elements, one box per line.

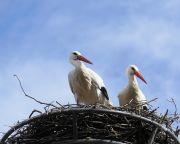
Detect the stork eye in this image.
<box><xmin>73</xmin><ymin>52</ymin><xmax>78</xmax><ymax>55</ymax></box>
<box><xmin>131</xmin><ymin>67</ymin><xmax>135</xmax><ymax>71</ymax></box>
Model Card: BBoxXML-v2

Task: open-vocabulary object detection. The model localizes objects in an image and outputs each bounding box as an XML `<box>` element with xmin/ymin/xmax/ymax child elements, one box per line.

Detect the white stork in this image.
<box><xmin>118</xmin><ymin>65</ymin><xmax>147</xmax><ymax>110</ymax></box>
<box><xmin>68</xmin><ymin>51</ymin><xmax>112</xmax><ymax>107</ymax></box>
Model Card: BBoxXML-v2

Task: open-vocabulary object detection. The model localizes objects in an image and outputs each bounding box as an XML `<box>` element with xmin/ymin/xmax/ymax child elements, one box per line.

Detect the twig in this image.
<box><xmin>145</xmin><ymin>98</ymin><xmax>158</xmax><ymax>106</ymax></box>
<box><xmin>148</xmin><ymin>109</ymin><xmax>168</xmax><ymax>144</ymax></box>
<box><xmin>44</xmin><ymin>101</ymin><xmax>56</xmax><ymax>112</ymax></box>
<box><xmin>121</xmin><ymin>99</ymin><xmax>133</xmax><ymax>108</ymax></box>
<box><xmin>145</xmin><ymin>107</ymin><xmax>159</xmax><ymax>117</ymax></box>
<box><xmin>13</xmin><ymin>74</ymin><xmax>58</xmax><ymax>109</ymax></box>
<box><xmin>29</xmin><ymin>109</ymin><xmax>42</xmax><ymax>118</ymax></box>
<box><xmin>167</xmin><ymin>98</ymin><xmax>178</xmax><ymax>116</ymax></box>
<box><xmin>175</xmin><ymin>126</ymin><xmax>180</xmax><ymax>137</ymax></box>
<box><xmin>56</xmin><ymin>101</ymin><xmax>65</xmax><ymax>108</ymax></box>
<box><xmin>122</xmin><ymin>98</ymin><xmax>158</xmax><ymax>110</ymax></box>
<box><xmin>136</xmin><ymin>98</ymin><xmax>158</xmax><ymax>108</ymax></box>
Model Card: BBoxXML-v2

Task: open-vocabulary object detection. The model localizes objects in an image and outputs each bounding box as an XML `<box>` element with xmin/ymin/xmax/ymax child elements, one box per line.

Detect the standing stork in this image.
<box><xmin>118</xmin><ymin>65</ymin><xmax>147</xmax><ymax>110</ymax></box>
<box><xmin>68</xmin><ymin>51</ymin><xmax>112</xmax><ymax>107</ymax></box>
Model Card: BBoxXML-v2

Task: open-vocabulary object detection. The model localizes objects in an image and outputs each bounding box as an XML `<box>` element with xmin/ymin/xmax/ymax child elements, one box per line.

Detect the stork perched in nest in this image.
<box><xmin>118</xmin><ymin>65</ymin><xmax>147</xmax><ymax>110</ymax></box>
<box><xmin>68</xmin><ymin>51</ymin><xmax>112</xmax><ymax>107</ymax></box>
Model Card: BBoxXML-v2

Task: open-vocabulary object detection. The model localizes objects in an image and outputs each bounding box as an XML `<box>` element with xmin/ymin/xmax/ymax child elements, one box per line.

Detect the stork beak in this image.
<box><xmin>134</xmin><ymin>71</ymin><xmax>147</xmax><ymax>84</ymax></box>
<box><xmin>77</xmin><ymin>55</ymin><xmax>93</xmax><ymax>64</ymax></box>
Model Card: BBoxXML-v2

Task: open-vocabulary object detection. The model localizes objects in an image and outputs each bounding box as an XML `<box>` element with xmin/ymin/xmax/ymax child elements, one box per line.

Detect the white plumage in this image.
<box><xmin>118</xmin><ymin>65</ymin><xmax>147</xmax><ymax>109</ymax></box>
<box><xmin>68</xmin><ymin>51</ymin><xmax>112</xmax><ymax>107</ymax></box>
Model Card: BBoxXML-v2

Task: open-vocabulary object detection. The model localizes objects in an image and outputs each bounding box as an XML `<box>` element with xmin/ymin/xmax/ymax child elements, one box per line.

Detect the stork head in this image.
<box><xmin>127</xmin><ymin>65</ymin><xmax>147</xmax><ymax>84</ymax></box>
<box><xmin>69</xmin><ymin>51</ymin><xmax>93</xmax><ymax>67</ymax></box>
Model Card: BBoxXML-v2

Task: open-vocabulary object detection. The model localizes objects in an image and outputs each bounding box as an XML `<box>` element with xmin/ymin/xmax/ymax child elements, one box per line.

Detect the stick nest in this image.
<box><xmin>1</xmin><ymin>104</ymin><xmax>179</xmax><ymax>144</ymax></box>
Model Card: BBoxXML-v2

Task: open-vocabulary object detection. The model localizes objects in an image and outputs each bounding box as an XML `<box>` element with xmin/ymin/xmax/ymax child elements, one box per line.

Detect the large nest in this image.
<box><xmin>1</xmin><ymin>104</ymin><xmax>179</xmax><ymax>144</ymax></box>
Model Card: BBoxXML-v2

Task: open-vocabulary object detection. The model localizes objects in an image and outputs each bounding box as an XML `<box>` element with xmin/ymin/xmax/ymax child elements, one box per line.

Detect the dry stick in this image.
<box><xmin>168</xmin><ymin>98</ymin><xmax>178</xmax><ymax>116</ymax></box>
<box><xmin>145</xmin><ymin>107</ymin><xmax>159</xmax><ymax>117</ymax></box>
<box><xmin>122</xmin><ymin>98</ymin><xmax>158</xmax><ymax>109</ymax></box>
<box><xmin>167</xmin><ymin>98</ymin><xmax>180</xmax><ymax>132</ymax></box>
<box><xmin>148</xmin><ymin>109</ymin><xmax>168</xmax><ymax>144</ymax></box>
<box><xmin>121</xmin><ymin>99</ymin><xmax>133</xmax><ymax>108</ymax></box>
<box><xmin>175</xmin><ymin>126</ymin><xmax>180</xmax><ymax>137</ymax></box>
<box><xmin>29</xmin><ymin>110</ymin><xmax>43</xmax><ymax>118</ymax></box>
<box><xmin>13</xmin><ymin>74</ymin><xmax>58</xmax><ymax>110</ymax></box>
<box><xmin>56</xmin><ymin>101</ymin><xmax>65</xmax><ymax>108</ymax></box>
<box><xmin>143</xmin><ymin>97</ymin><xmax>158</xmax><ymax>105</ymax></box>
<box><xmin>136</xmin><ymin>98</ymin><xmax>158</xmax><ymax>109</ymax></box>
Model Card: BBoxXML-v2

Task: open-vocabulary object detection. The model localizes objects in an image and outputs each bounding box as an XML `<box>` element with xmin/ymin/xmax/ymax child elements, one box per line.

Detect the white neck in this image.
<box><xmin>128</xmin><ymin>74</ymin><xmax>139</xmax><ymax>88</ymax></box>
<box><xmin>70</xmin><ymin>59</ymin><xmax>86</xmax><ymax>69</ymax></box>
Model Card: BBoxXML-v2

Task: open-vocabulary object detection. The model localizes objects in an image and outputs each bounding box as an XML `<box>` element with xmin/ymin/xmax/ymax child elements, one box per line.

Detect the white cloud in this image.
<box><xmin>89</xmin><ymin>18</ymin><xmax>178</xmax><ymax>57</ymax></box>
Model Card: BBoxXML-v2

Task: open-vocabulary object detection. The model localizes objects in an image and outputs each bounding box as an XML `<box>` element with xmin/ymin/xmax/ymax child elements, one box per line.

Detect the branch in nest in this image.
<box><xmin>121</xmin><ymin>99</ymin><xmax>133</xmax><ymax>108</ymax></box>
<box><xmin>13</xmin><ymin>74</ymin><xmax>60</xmax><ymax>110</ymax></box>
<box><xmin>148</xmin><ymin>109</ymin><xmax>169</xmax><ymax>144</ymax></box>
<box><xmin>145</xmin><ymin>107</ymin><xmax>159</xmax><ymax>117</ymax></box>
<box><xmin>56</xmin><ymin>101</ymin><xmax>65</xmax><ymax>108</ymax></box>
<box><xmin>167</xmin><ymin>98</ymin><xmax>178</xmax><ymax>116</ymax></box>
<box><xmin>121</xmin><ymin>98</ymin><xmax>158</xmax><ymax>110</ymax></box>
<box><xmin>144</xmin><ymin>97</ymin><xmax>158</xmax><ymax>105</ymax></box>
<box><xmin>135</xmin><ymin>97</ymin><xmax>158</xmax><ymax>109</ymax></box>
<box><xmin>175</xmin><ymin>126</ymin><xmax>180</xmax><ymax>137</ymax></box>
<box><xmin>29</xmin><ymin>109</ymin><xmax>43</xmax><ymax>118</ymax></box>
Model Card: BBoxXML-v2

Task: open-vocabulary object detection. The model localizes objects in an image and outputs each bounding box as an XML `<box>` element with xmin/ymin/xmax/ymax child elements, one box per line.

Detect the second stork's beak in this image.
<box><xmin>134</xmin><ymin>71</ymin><xmax>147</xmax><ymax>84</ymax></box>
<box><xmin>77</xmin><ymin>55</ymin><xmax>93</xmax><ymax>64</ymax></box>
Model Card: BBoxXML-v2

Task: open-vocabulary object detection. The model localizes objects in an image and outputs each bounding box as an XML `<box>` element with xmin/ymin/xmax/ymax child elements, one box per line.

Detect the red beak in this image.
<box><xmin>77</xmin><ymin>55</ymin><xmax>93</xmax><ymax>64</ymax></box>
<box><xmin>134</xmin><ymin>71</ymin><xmax>147</xmax><ymax>84</ymax></box>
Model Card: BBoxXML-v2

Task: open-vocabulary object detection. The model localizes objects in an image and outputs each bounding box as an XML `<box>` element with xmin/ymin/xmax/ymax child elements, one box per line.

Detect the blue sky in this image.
<box><xmin>0</xmin><ymin>0</ymin><xmax>180</xmax><ymax>136</ymax></box>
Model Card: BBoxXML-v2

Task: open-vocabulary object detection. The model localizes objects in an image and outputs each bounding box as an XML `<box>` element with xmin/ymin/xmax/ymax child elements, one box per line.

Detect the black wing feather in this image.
<box><xmin>100</xmin><ymin>87</ymin><xmax>109</xmax><ymax>100</ymax></box>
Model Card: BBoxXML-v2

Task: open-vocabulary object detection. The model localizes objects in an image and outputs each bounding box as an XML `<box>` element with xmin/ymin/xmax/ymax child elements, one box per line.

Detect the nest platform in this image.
<box><xmin>1</xmin><ymin>105</ymin><xmax>179</xmax><ymax>144</ymax></box>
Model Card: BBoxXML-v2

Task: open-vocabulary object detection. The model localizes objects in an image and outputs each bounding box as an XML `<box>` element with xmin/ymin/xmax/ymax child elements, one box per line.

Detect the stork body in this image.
<box><xmin>68</xmin><ymin>51</ymin><xmax>112</xmax><ymax>107</ymax></box>
<box><xmin>118</xmin><ymin>65</ymin><xmax>147</xmax><ymax>109</ymax></box>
